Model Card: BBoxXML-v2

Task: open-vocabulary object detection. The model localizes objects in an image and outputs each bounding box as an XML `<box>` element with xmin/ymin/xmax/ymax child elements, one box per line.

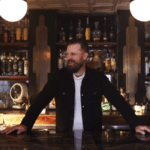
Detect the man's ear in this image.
<box><xmin>83</xmin><ymin>52</ymin><xmax>88</xmax><ymax>61</ymax></box>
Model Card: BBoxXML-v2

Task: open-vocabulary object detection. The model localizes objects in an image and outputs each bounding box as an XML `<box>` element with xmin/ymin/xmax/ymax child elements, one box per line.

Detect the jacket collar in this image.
<box><xmin>66</xmin><ymin>65</ymin><xmax>92</xmax><ymax>81</ymax></box>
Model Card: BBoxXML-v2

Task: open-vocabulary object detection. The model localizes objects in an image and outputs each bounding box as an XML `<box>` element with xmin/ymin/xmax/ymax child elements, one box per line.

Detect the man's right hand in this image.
<box><xmin>1</xmin><ymin>125</ymin><xmax>27</xmax><ymax>135</ymax></box>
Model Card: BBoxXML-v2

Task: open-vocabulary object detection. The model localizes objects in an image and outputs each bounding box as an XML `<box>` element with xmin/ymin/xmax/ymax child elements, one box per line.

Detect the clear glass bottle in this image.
<box><xmin>59</xmin><ymin>27</ymin><xmax>66</xmax><ymax>42</ymax></box>
<box><xmin>7</xmin><ymin>53</ymin><xmax>13</xmax><ymax>76</ymax></box>
<box><xmin>1</xmin><ymin>53</ymin><xmax>7</xmax><ymax>75</ymax></box>
<box><xmin>24</xmin><ymin>51</ymin><xmax>29</xmax><ymax>76</ymax></box>
<box><xmin>109</xmin><ymin>26</ymin><xmax>115</xmax><ymax>42</ymax></box>
<box><xmin>68</xmin><ymin>19</ymin><xmax>74</xmax><ymax>41</ymax></box>
<box><xmin>76</xmin><ymin>19</ymin><xmax>84</xmax><ymax>40</ymax></box>
<box><xmin>85</xmin><ymin>17</ymin><xmax>91</xmax><ymax>41</ymax></box>
<box><xmin>145</xmin><ymin>55</ymin><xmax>149</xmax><ymax>76</ymax></box>
<box><xmin>58</xmin><ymin>49</ymin><xmax>63</xmax><ymax>70</ymax></box>
<box><xmin>111</xmin><ymin>49</ymin><xmax>117</xmax><ymax>72</ymax></box>
<box><xmin>92</xmin><ymin>22</ymin><xmax>101</xmax><ymax>42</ymax></box>
<box><xmin>105</xmin><ymin>50</ymin><xmax>111</xmax><ymax>72</ymax></box>
<box><xmin>13</xmin><ymin>54</ymin><xmax>18</xmax><ymax>76</ymax></box>
<box><xmin>103</xmin><ymin>17</ymin><xmax>108</xmax><ymax>42</ymax></box>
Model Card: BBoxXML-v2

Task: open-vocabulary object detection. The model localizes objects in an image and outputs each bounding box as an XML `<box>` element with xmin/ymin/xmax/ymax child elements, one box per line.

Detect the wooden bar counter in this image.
<box><xmin>0</xmin><ymin>130</ymin><xmax>150</xmax><ymax>149</ymax></box>
<box><xmin>0</xmin><ymin>110</ymin><xmax>150</xmax><ymax>129</ymax></box>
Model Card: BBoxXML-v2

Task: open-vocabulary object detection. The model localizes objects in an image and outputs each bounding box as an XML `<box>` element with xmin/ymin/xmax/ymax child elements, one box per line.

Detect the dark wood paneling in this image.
<box><xmin>28</xmin><ymin>9</ymin><xmax>57</xmax><ymax>97</ymax></box>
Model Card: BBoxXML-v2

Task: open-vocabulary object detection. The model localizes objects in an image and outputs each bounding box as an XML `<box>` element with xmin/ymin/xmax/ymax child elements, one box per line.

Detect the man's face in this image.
<box><xmin>66</xmin><ymin>43</ymin><xmax>87</xmax><ymax>73</ymax></box>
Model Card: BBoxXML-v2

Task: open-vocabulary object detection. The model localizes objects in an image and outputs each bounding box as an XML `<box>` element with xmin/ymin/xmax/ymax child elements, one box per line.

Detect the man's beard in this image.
<box><xmin>66</xmin><ymin>60</ymin><xmax>83</xmax><ymax>73</ymax></box>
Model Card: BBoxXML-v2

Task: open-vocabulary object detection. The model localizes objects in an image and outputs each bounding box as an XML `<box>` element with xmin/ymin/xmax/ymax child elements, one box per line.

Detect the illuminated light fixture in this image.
<box><xmin>130</xmin><ymin>0</ymin><xmax>150</xmax><ymax>22</ymax></box>
<box><xmin>0</xmin><ymin>0</ymin><xmax>27</xmax><ymax>22</ymax></box>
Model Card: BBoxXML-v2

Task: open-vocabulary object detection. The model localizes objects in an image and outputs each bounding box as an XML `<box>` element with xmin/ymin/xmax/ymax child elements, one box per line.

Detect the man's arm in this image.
<box><xmin>101</xmin><ymin>72</ymin><xmax>147</xmax><ymax>133</ymax></box>
<box><xmin>1</xmin><ymin>71</ymin><xmax>61</xmax><ymax>134</ymax></box>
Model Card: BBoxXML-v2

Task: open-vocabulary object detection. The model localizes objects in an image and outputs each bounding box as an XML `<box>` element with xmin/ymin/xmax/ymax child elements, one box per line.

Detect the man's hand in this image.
<box><xmin>135</xmin><ymin>125</ymin><xmax>150</xmax><ymax>135</ymax></box>
<box><xmin>1</xmin><ymin>125</ymin><xmax>27</xmax><ymax>135</ymax></box>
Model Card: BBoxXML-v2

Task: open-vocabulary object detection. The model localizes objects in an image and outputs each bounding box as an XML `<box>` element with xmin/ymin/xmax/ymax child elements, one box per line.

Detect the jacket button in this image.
<box><xmin>63</xmin><ymin>92</ymin><xmax>65</xmax><ymax>95</ymax></box>
<box><xmin>94</xmin><ymin>92</ymin><xmax>96</xmax><ymax>94</ymax></box>
<box><xmin>81</xmin><ymin>94</ymin><xmax>84</xmax><ymax>96</ymax></box>
<box><xmin>82</xmin><ymin>106</ymin><xmax>84</xmax><ymax>108</ymax></box>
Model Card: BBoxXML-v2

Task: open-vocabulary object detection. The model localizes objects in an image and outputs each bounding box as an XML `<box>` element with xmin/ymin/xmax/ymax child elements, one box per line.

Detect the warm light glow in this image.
<box><xmin>130</xmin><ymin>0</ymin><xmax>150</xmax><ymax>22</ymax></box>
<box><xmin>0</xmin><ymin>0</ymin><xmax>27</xmax><ymax>22</ymax></box>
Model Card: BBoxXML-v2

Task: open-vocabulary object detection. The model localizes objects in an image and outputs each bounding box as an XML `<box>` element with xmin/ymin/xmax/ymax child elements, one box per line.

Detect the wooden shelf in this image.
<box><xmin>145</xmin><ymin>76</ymin><xmax>150</xmax><ymax>81</ymax></box>
<box><xmin>56</xmin><ymin>42</ymin><xmax>117</xmax><ymax>47</ymax></box>
<box><xmin>0</xmin><ymin>76</ymin><xmax>29</xmax><ymax>81</ymax></box>
<box><xmin>0</xmin><ymin>42</ymin><xmax>29</xmax><ymax>47</ymax></box>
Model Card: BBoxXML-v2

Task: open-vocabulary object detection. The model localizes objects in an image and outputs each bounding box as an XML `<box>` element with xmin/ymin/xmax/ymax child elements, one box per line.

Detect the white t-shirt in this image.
<box><xmin>72</xmin><ymin>73</ymin><xmax>85</xmax><ymax>131</ymax></box>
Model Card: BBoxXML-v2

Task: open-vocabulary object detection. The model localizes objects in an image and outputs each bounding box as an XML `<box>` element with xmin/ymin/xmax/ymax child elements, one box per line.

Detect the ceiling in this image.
<box><xmin>27</xmin><ymin>0</ymin><xmax>130</xmax><ymax>14</ymax></box>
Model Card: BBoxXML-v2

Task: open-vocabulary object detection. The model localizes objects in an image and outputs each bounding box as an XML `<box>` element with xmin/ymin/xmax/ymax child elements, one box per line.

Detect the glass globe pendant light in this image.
<box><xmin>0</xmin><ymin>0</ymin><xmax>27</xmax><ymax>22</ymax></box>
<box><xmin>130</xmin><ymin>0</ymin><xmax>150</xmax><ymax>22</ymax></box>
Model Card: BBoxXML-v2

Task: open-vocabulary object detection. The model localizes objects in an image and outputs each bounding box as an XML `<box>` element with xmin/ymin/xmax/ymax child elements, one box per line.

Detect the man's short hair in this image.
<box><xmin>67</xmin><ymin>39</ymin><xmax>89</xmax><ymax>53</ymax></box>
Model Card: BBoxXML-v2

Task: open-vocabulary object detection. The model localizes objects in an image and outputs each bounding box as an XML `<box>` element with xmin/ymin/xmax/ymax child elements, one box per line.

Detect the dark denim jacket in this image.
<box><xmin>21</xmin><ymin>66</ymin><xmax>145</xmax><ymax>132</ymax></box>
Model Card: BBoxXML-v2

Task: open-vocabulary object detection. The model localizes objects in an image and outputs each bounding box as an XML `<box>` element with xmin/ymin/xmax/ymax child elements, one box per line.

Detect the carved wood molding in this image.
<box><xmin>33</xmin><ymin>15</ymin><xmax>51</xmax><ymax>93</ymax></box>
<box><xmin>123</xmin><ymin>15</ymin><xmax>141</xmax><ymax>105</ymax></box>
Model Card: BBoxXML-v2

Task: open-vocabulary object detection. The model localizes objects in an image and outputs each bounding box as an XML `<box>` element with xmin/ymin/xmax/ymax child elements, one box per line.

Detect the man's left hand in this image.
<box><xmin>135</xmin><ymin>125</ymin><xmax>150</xmax><ymax>135</ymax></box>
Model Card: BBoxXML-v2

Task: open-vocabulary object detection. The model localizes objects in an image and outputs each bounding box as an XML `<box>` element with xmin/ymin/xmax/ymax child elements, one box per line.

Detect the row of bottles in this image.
<box><xmin>101</xmin><ymin>87</ymin><xmax>129</xmax><ymax>112</ymax></box>
<box><xmin>57</xmin><ymin>48</ymin><xmax>117</xmax><ymax>72</ymax></box>
<box><xmin>0</xmin><ymin>18</ymin><xmax>29</xmax><ymax>43</ymax></box>
<box><xmin>0</xmin><ymin>52</ymin><xmax>29</xmax><ymax>76</ymax></box>
<box><xmin>59</xmin><ymin>17</ymin><xmax>115</xmax><ymax>42</ymax></box>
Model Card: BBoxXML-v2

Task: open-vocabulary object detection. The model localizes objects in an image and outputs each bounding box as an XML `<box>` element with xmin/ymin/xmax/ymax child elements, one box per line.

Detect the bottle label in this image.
<box><xmin>4</xmin><ymin>32</ymin><xmax>8</xmax><ymax>42</ymax></box>
<box><xmin>69</xmin><ymin>36</ymin><xmax>73</xmax><ymax>40</ymax></box>
<box><xmin>76</xmin><ymin>33</ymin><xmax>83</xmax><ymax>39</ymax></box>
<box><xmin>145</xmin><ymin>63</ymin><xmax>149</xmax><ymax>75</ymax></box>
<box><xmin>85</xmin><ymin>28</ymin><xmax>90</xmax><ymax>41</ymax></box>
<box><xmin>111</xmin><ymin>58</ymin><xmax>116</xmax><ymax>69</ymax></box>
<box><xmin>109</xmin><ymin>33</ymin><xmax>114</xmax><ymax>42</ymax></box>
<box><xmin>103</xmin><ymin>33</ymin><xmax>108</xmax><ymax>41</ymax></box>
<box><xmin>105</xmin><ymin>59</ymin><xmax>111</xmax><ymax>69</ymax></box>
<box><xmin>58</xmin><ymin>59</ymin><xmax>63</xmax><ymax>69</ymax></box>
<box><xmin>23</xmin><ymin>28</ymin><xmax>28</xmax><ymax>41</ymax></box>
<box><xmin>18</xmin><ymin>61</ymin><xmax>23</xmax><ymax>74</ymax></box>
<box><xmin>16</xmin><ymin>28</ymin><xmax>21</xmax><ymax>41</ymax></box>
<box><xmin>24</xmin><ymin>60</ymin><xmax>28</xmax><ymax>75</ymax></box>
<box><xmin>13</xmin><ymin>63</ymin><xmax>17</xmax><ymax>71</ymax></box>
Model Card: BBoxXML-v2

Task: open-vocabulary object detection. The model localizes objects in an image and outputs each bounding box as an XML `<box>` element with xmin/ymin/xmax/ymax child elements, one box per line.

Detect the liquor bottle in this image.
<box><xmin>109</xmin><ymin>26</ymin><xmax>115</xmax><ymax>42</ymax></box>
<box><xmin>22</xmin><ymin>18</ymin><xmax>29</xmax><ymax>42</ymax></box>
<box><xmin>102</xmin><ymin>17</ymin><xmax>108</xmax><ymax>42</ymax></box>
<box><xmin>10</xmin><ymin>23</ymin><xmax>15</xmax><ymax>43</ymax></box>
<box><xmin>68</xmin><ymin>19</ymin><xmax>74</xmax><ymax>40</ymax></box>
<box><xmin>7</xmin><ymin>53</ymin><xmax>13</xmax><ymax>76</ymax></box>
<box><xmin>1</xmin><ymin>53</ymin><xmax>7</xmax><ymax>75</ymax></box>
<box><xmin>18</xmin><ymin>53</ymin><xmax>24</xmax><ymax>76</ymax></box>
<box><xmin>92</xmin><ymin>22</ymin><xmax>101</xmax><ymax>42</ymax></box>
<box><xmin>76</xmin><ymin>19</ymin><xmax>84</xmax><ymax>39</ymax></box>
<box><xmin>145</xmin><ymin>55</ymin><xmax>149</xmax><ymax>76</ymax></box>
<box><xmin>13</xmin><ymin>54</ymin><xmax>18</xmax><ymax>76</ymax></box>
<box><xmin>24</xmin><ymin>52</ymin><xmax>29</xmax><ymax>76</ymax></box>
<box><xmin>111</xmin><ymin>49</ymin><xmax>117</xmax><ymax>72</ymax></box>
<box><xmin>3</xmin><ymin>22</ymin><xmax>9</xmax><ymax>43</ymax></box>
<box><xmin>105</xmin><ymin>50</ymin><xmax>111</xmax><ymax>72</ymax></box>
<box><xmin>58</xmin><ymin>49</ymin><xmax>63</xmax><ymax>70</ymax></box>
<box><xmin>85</xmin><ymin>17</ymin><xmax>91</xmax><ymax>41</ymax></box>
<box><xmin>16</xmin><ymin>21</ymin><xmax>21</xmax><ymax>42</ymax></box>
<box><xmin>59</xmin><ymin>27</ymin><xmax>66</xmax><ymax>42</ymax></box>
